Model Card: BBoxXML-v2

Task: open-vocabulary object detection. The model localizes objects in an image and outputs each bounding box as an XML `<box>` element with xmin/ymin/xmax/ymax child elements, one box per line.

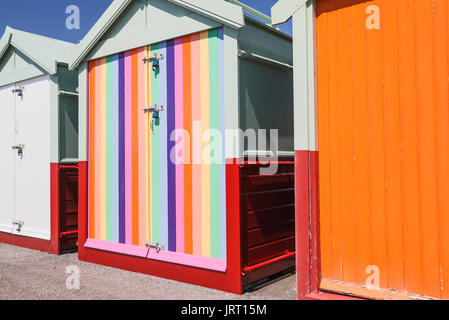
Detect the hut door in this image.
<box><xmin>317</xmin><ymin>0</ymin><xmax>449</xmax><ymax>299</ymax></box>
<box><xmin>87</xmin><ymin>29</ymin><xmax>227</xmax><ymax>269</ymax></box>
<box><xmin>0</xmin><ymin>84</ymin><xmax>16</xmax><ymax>234</ymax></box>
<box><xmin>12</xmin><ymin>77</ymin><xmax>51</xmax><ymax>239</ymax></box>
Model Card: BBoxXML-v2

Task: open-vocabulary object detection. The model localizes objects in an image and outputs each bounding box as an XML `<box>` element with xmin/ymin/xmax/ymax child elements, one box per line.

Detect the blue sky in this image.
<box><xmin>0</xmin><ymin>0</ymin><xmax>291</xmax><ymax>43</ymax></box>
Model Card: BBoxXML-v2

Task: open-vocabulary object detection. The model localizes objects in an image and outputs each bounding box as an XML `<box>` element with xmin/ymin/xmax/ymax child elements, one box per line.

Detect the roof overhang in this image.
<box><xmin>0</xmin><ymin>26</ymin><xmax>75</xmax><ymax>75</ymax></box>
<box><xmin>69</xmin><ymin>0</ymin><xmax>245</xmax><ymax>70</ymax></box>
<box><xmin>271</xmin><ymin>0</ymin><xmax>307</xmax><ymax>25</ymax></box>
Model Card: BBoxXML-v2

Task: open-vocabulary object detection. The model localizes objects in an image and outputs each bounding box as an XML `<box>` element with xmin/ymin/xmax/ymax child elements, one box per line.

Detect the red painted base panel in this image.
<box><xmin>0</xmin><ymin>231</ymin><xmax>54</xmax><ymax>253</ymax></box>
<box><xmin>79</xmin><ymin>247</ymin><xmax>240</xmax><ymax>294</ymax></box>
<box><xmin>295</xmin><ymin>150</ymin><xmax>319</xmax><ymax>300</ymax></box>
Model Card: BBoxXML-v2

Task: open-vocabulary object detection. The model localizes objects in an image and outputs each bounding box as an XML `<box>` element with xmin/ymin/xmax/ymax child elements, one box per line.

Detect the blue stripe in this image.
<box><xmin>218</xmin><ymin>29</ymin><xmax>226</xmax><ymax>260</ymax></box>
<box><xmin>111</xmin><ymin>54</ymin><xmax>119</xmax><ymax>243</ymax></box>
<box><xmin>158</xmin><ymin>42</ymin><xmax>169</xmax><ymax>250</ymax></box>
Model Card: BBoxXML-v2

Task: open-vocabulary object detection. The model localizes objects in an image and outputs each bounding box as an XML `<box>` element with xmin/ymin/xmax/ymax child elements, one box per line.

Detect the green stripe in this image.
<box><xmin>151</xmin><ymin>44</ymin><xmax>161</xmax><ymax>243</ymax></box>
<box><xmin>106</xmin><ymin>56</ymin><xmax>114</xmax><ymax>242</ymax></box>
<box><xmin>209</xmin><ymin>29</ymin><xmax>221</xmax><ymax>259</ymax></box>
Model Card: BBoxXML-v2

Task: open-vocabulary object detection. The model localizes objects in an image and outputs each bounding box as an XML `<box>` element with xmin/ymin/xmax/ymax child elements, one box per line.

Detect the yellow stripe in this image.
<box><xmin>100</xmin><ymin>58</ymin><xmax>107</xmax><ymax>241</ymax></box>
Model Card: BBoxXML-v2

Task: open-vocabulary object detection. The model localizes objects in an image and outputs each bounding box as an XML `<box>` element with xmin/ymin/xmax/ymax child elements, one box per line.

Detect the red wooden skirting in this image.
<box><xmin>0</xmin><ymin>231</ymin><xmax>53</xmax><ymax>253</ymax></box>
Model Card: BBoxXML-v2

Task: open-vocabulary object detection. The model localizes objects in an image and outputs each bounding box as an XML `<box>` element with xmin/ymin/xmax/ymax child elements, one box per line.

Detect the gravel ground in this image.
<box><xmin>0</xmin><ymin>243</ymin><xmax>296</xmax><ymax>300</ymax></box>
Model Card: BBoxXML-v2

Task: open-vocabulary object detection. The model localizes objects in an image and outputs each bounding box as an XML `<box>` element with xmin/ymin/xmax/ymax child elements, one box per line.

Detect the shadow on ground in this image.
<box><xmin>0</xmin><ymin>243</ymin><xmax>297</xmax><ymax>300</ymax></box>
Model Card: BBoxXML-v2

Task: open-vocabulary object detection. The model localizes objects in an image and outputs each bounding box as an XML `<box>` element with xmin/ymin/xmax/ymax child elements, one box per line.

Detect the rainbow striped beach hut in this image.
<box><xmin>70</xmin><ymin>0</ymin><xmax>294</xmax><ymax>294</ymax></box>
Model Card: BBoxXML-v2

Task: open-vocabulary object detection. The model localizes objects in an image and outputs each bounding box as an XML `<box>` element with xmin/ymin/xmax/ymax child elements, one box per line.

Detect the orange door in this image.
<box><xmin>317</xmin><ymin>0</ymin><xmax>449</xmax><ymax>299</ymax></box>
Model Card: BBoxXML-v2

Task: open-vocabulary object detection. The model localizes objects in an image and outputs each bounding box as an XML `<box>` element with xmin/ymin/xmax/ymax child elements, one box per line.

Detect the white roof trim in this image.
<box><xmin>68</xmin><ymin>0</ymin><xmax>132</xmax><ymax>71</ymax></box>
<box><xmin>0</xmin><ymin>28</ymin><xmax>12</xmax><ymax>59</ymax></box>
<box><xmin>0</xmin><ymin>26</ymin><xmax>76</xmax><ymax>75</ymax></box>
<box><xmin>271</xmin><ymin>0</ymin><xmax>307</xmax><ymax>25</ymax></box>
<box><xmin>69</xmin><ymin>0</ymin><xmax>245</xmax><ymax>70</ymax></box>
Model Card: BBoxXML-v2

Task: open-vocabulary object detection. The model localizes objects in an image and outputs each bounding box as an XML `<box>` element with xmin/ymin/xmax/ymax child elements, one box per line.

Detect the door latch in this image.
<box><xmin>144</xmin><ymin>104</ymin><xmax>165</xmax><ymax>119</ymax></box>
<box><xmin>12</xmin><ymin>144</ymin><xmax>25</xmax><ymax>157</ymax></box>
<box><xmin>145</xmin><ymin>241</ymin><xmax>165</xmax><ymax>253</ymax></box>
<box><xmin>12</xmin><ymin>87</ymin><xmax>24</xmax><ymax>97</ymax></box>
<box><xmin>13</xmin><ymin>220</ymin><xmax>24</xmax><ymax>232</ymax></box>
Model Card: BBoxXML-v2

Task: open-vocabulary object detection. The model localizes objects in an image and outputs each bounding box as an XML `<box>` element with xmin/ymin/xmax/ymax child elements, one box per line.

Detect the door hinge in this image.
<box><xmin>143</xmin><ymin>104</ymin><xmax>165</xmax><ymax>119</ymax></box>
<box><xmin>12</xmin><ymin>86</ymin><xmax>24</xmax><ymax>97</ymax></box>
<box><xmin>143</xmin><ymin>53</ymin><xmax>164</xmax><ymax>64</ymax></box>
<box><xmin>144</xmin><ymin>53</ymin><xmax>164</xmax><ymax>72</ymax></box>
<box><xmin>13</xmin><ymin>220</ymin><xmax>24</xmax><ymax>232</ymax></box>
<box><xmin>12</xmin><ymin>144</ymin><xmax>25</xmax><ymax>157</ymax></box>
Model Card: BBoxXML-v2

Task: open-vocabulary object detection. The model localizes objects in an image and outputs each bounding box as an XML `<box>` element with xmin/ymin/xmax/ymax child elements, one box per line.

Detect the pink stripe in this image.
<box><xmin>85</xmin><ymin>238</ymin><xmax>148</xmax><ymax>258</ymax></box>
<box><xmin>94</xmin><ymin>60</ymin><xmax>102</xmax><ymax>239</ymax></box>
<box><xmin>138</xmin><ymin>48</ymin><xmax>147</xmax><ymax>247</ymax></box>
<box><xmin>175</xmin><ymin>38</ymin><xmax>185</xmax><ymax>253</ymax></box>
<box><xmin>190</xmin><ymin>34</ymin><xmax>202</xmax><ymax>256</ymax></box>
<box><xmin>125</xmin><ymin>52</ymin><xmax>133</xmax><ymax>245</ymax></box>
<box><xmin>84</xmin><ymin>238</ymin><xmax>227</xmax><ymax>272</ymax></box>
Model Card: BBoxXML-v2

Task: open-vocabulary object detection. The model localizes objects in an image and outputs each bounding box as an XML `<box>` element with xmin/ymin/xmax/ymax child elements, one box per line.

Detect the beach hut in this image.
<box><xmin>0</xmin><ymin>27</ymin><xmax>79</xmax><ymax>254</ymax></box>
<box><xmin>70</xmin><ymin>0</ymin><xmax>294</xmax><ymax>294</ymax></box>
<box><xmin>273</xmin><ymin>0</ymin><xmax>449</xmax><ymax>300</ymax></box>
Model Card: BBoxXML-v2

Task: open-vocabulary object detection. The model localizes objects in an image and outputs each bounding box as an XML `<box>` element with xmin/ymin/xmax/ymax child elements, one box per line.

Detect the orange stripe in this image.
<box><xmin>350</xmin><ymin>0</ymin><xmax>371</xmax><ymax>286</ymax></box>
<box><xmin>183</xmin><ymin>35</ymin><xmax>193</xmax><ymax>255</ymax></box>
<box><xmin>131</xmin><ymin>49</ymin><xmax>140</xmax><ymax>246</ymax></box>
<box><xmin>316</xmin><ymin>0</ymin><xmax>334</xmax><ymax>281</ymax></box>
<box><xmin>397</xmin><ymin>0</ymin><xmax>422</xmax><ymax>296</ymax></box>
<box><xmin>88</xmin><ymin>60</ymin><xmax>96</xmax><ymax>239</ymax></box>
<box><xmin>326</xmin><ymin>0</ymin><xmax>342</xmax><ymax>282</ymax></box>
<box><xmin>435</xmin><ymin>0</ymin><xmax>449</xmax><ymax>300</ymax></box>
<box><xmin>337</xmin><ymin>0</ymin><xmax>356</xmax><ymax>284</ymax></box>
<box><xmin>415</xmin><ymin>0</ymin><xmax>440</xmax><ymax>298</ymax></box>
<box><xmin>381</xmin><ymin>0</ymin><xmax>405</xmax><ymax>293</ymax></box>
<box><xmin>365</xmin><ymin>0</ymin><xmax>388</xmax><ymax>290</ymax></box>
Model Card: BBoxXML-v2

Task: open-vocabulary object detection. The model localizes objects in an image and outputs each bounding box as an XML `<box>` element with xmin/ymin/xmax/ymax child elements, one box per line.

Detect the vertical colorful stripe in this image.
<box><xmin>87</xmin><ymin>28</ymin><xmax>226</xmax><ymax>262</ymax></box>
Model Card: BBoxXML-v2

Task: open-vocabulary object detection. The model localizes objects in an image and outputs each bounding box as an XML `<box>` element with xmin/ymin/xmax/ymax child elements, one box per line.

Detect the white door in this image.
<box><xmin>0</xmin><ymin>84</ymin><xmax>16</xmax><ymax>234</ymax></box>
<box><xmin>12</xmin><ymin>76</ymin><xmax>51</xmax><ymax>240</ymax></box>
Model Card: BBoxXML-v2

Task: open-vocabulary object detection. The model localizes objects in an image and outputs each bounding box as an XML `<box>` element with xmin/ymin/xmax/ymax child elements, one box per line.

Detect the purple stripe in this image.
<box><xmin>118</xmin><ymin>52</ymin><xmax>126</xmax><ymax>244</ymax></box>
<box><xmin>166</xmin><ymin>40</ymin><xmax>176</xmax><ymax>252</ymax></box>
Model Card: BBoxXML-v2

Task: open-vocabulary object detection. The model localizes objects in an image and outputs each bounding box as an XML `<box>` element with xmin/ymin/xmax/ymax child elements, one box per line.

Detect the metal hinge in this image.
<box><xmin>12</xmin><ymin>144</ymin><xmax>25</xmax><ymax>157</ymax></box>
<box><xmin>144</xmin><ymin>104</ymin><xmax>165</xmax><ymax>119</ymax></box>
<box><xmin>143</xmin><ymin>104</ymin><xmax>164</xmax><ymax>113</ymax></box>
<box><xmin>13</xmin><ymin>220</ymin><xmax>24</xmax><ymax>232</ymax></box>
<box><xmin>143</xmin><ymin>53</ymin><xmax>164</xmax><ymax>64</ymax></box>
<box><xmin>12</xmin><ymin>86</ymin><xmax>24</xmax><ymax>97</ymax></box>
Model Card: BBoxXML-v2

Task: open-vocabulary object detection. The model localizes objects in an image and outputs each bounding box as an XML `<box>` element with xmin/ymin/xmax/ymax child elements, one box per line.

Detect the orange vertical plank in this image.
<box><xmin>327</xmin><ymin>0</ymin><xmax>343</xmax><ymax>281</ymax></box>
<box><xmin>380</xmin><ymin>0</ymin><xmax>405</xmax><ymax>292</ymax></box>
<box><xmin>436</xmin><ymin>0</ymin><xmax>449</xmax><ymax>299</ymax></box>
<box><xmin>131</xmin><ymin>49</ymin><xmax>140</xmax><ymax>246</ymax></box>
<box><xmin>365</xmin><ymin>0</ymin><xmax>388</xmax><ymax>289</ymax></box>
<box><xmin>336</xmin><ymin>0</ymin><xmax>357</xmax><ymax>284</ymax></box>
<box><xmin>414</xmin><ymin>0</ymin><xmax>441</xmax><ymax>299</ymax></box>
<box><xmin>350</xmin><ymin>0</ymin><xmax>372</xmax><ymax>286</ymax></box>
<box><xmin>316</xmin><ymin>0</ymin><xmax>333</xmax><ymax>281</ymax></box>
<box><xmin>88</xmin><ymin>60</ymin><xmax>96</xmax><ymax>239</ymax></box>
<box><xmin>183</xmin><ymin>35</ymin><xmax>193</xmax><ymax>255</ymax></box>
<box><xmin>396</xmin><ymin>0</ymin><xmax>422</xmax><ymax>297</ymax></box>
